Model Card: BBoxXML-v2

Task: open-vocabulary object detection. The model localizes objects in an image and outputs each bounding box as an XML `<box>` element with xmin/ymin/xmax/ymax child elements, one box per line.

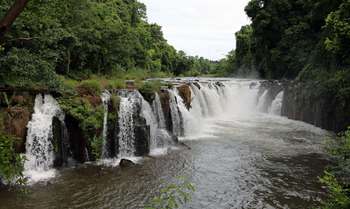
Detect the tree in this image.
<box><xmin>0</xmin><ymin>0</ymin><xmax>29</xmax><ymax>39</ymax></box>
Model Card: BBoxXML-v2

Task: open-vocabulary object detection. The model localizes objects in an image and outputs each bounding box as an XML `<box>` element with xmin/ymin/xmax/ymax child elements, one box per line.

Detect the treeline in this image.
<box><xmin>0</xmin><ymin>0</ymin><xmax>215</xmax><ymax>89</ymax></box>
<box><xmin>219</xmin><ymin>1</ymin><xmax>350</xmax><ymax>208</ymax></box>
<box><xmin>221</xmin><ymin>0</ymin><xmax>350</xmax><ymax>81</ymax></box>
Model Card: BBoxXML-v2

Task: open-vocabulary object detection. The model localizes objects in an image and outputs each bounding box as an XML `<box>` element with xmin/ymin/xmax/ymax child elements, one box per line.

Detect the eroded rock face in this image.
<box><xmin>159</xmin><ymin>90</ymin><xmax>172</xmax><ymax>132</ymax></box>
<box><xmin>65</xmin><ymin>115</ymin><xmax>89</xmax><ymax>163</ymax></box>
<box><xmin>177</xmin><ymin>84</ymin><xmax>192</xmax><ymax>110</ymax></box>
<box><xmin>4</xmin><ymin>107</ymin><xmax>32</xmax><ymax>153</ymax></box>
<box><xmin>52</xmin><ymin>117</ymin><xmax>70</xmax><ymax>167</ymax></box>
<box><xmin>282</xmin><ymin>81</ymin><xmax>350</xmax><ymax>132</ymax></box>
<box><xmin>133</xmin><ymin>98</ymin><xmax>150</xmax><ymax>156</ymax></box>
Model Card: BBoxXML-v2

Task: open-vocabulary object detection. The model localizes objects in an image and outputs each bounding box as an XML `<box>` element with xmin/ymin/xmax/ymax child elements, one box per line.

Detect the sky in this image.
<box><xmin>140</xmin><ymin>0</ymin><xmax>251</xmax><ymax>60</ymax></box>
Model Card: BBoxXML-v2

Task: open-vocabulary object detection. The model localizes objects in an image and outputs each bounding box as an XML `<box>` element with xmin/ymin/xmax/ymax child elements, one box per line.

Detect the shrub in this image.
<box><xmin>76</xmin><ymin>80</ymin><xmax>102</xmax><ymax>96</ymax></box>
<box><xmin>321</xmin><ymin>127</ymin><xmax>350</xmax><ymax>208</ymax></box>
<box><xmin>145</xmin><ymin>177</ymin><xmax>195</xmax><ymax>209</ymax></box>
<box><xmin>0</xmin><ymin>133</ymin><xmax>25</xmax><ymax>186</ymax></box>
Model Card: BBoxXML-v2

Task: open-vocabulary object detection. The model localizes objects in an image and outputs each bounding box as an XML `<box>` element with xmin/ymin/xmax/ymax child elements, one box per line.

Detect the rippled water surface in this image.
<box><xmin>0</xmin><ymin>113</ymin><xmax>330</xmax><ymax>209</ymax></box>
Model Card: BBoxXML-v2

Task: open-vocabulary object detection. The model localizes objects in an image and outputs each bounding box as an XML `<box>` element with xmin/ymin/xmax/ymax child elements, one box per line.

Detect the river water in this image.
<box><xmin>0</xmin><ymin>79</ymin><xmax>331</xmax><ymax>209</ymax></box>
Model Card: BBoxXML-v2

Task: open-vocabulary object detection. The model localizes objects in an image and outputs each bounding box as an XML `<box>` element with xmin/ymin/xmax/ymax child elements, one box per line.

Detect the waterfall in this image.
<box><xmin>168</xmin><ymin>90</ymin><xmax>182</xmax><ymax>136</ymax></box>
<box><xmin>257</xmin><ymin>90</ymin><xmax>269</xmax><ymax>112</ymax></box>
<box><xmin>269</xmin><ymin>91</ymin><xmax>284</xmax><ymax>115</ymax></box>
<box><xmin>139</xmin><ymin>92</ymin><xmax>158</xmax><ymax>150</ymax></box>
<box><xmin>24</xmin><ymin>94</ymin><xmax>64</xmax><ymax>182</ymax></box>
<box><xmin>101</xmin><ymin>90</ymin><xmax>111</xmax><ymax>159</ymax></box>
<box><xmin>117</xmin><ymin>95</ymin><xmax>137</xmax><ymax>158</ymax></box>
<box><xmin>152</xmin><ymin>93</ymin><xmax>166</xmax><ymax>129</ymax></box>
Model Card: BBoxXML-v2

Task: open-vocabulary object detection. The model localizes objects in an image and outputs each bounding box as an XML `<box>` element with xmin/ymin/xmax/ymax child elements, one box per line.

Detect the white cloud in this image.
<box><xmin>140</xmin><ymin>0</ymin><xmax>251</xmax><ymax>60</ymax></box>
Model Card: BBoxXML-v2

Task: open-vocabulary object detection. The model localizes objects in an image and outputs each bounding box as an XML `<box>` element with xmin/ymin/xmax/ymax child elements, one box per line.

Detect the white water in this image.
<box><xmin>168</xmin><ymin>90</ymin><xmax>182</xmax><ymax>137</ymax></box>
<box><xmin>269</xmin><ymin>91</ymin><xmax>284</xmax><ymax>115</ymax></box>
<box><xmin>24</xmin><ymin>94</ymin><xmax>64</xmax><ymax>183</ymax></box>
<box><xmin>152</xmin><ymin>93</ymin><xmax>166</xmax><ymax>129</ymax></box>
<box><xmin>101</xmin><ymin>90</ymin><xmax>111</xmax><ymax>159</ymax></box>
<box><xmin>257</xmin><ymin>89</ymin><xmax>269</xmax><ymax>112</ymax></box>
<box><xmin>117</xmin><ymin>96</ymin><xmax>137</xmax><ymax>158</ymax></box>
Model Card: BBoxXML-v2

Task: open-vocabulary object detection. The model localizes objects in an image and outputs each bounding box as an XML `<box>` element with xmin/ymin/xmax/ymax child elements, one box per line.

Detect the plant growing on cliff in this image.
<box><xmin>58</xmin><ymin>96</ymin><xmax>104</xmax><ymax>159</ymax></box>
<box><xmin>145</xmin><ymin>177</ymin><xmax>195</xmax><ymax>209</ymax></box>
<box><xmin>0</xmin><ymin>133</ymin><xmax>25</xmax><ymax>186</ymax></box>
<box><xmin>320</xmin><ymin>128</ymin><xmax>350</xmax><ymax>209</ymax></box>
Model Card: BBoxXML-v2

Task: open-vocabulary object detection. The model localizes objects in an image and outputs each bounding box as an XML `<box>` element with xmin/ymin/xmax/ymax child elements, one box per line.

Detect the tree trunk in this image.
<box><xmin>0</xmin><ymin>0</ymin><xmax>30</xmax><ymax>39</ymax></box>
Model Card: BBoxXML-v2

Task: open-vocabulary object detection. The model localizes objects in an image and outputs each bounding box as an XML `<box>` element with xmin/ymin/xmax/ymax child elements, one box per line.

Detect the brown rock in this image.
<box><xmin>4</xmin><ymin>107</ymin><xmax>32</xmax><ymax>153</ymax></box>
<box><xmin>177</xmin><ymin>85</ymin><xmax>192</xmax><ymax>110</ymax></box>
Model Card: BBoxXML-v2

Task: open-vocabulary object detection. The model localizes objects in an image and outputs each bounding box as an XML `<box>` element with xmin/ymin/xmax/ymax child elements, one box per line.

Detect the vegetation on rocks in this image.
<box><xmin>0</xmin><ymin>132</ymin><xmax>25</xmax><ymax>186</ymax></box>
<box><xmin>320</xmin><ymin>128</ymin><xmax>350</xmax><ymax>208</ymax></box>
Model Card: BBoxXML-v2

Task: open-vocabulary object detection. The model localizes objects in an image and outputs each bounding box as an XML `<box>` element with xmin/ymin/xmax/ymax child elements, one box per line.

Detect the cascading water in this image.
<box><xmin>139</xmin><ymin>92</ymin><xmax>158</xmax><ymax>150</ymax></box>
<box><xmin>24</xmin><ymin>94</ymin><xmax>64</xmax><ymax>182</ymax></box>
<box><xmin>117</xmin><ymin>95</ymin><xmax>137</xmax><ymax>158</ymax></box>
<box><xmin>257</xmin><ymin>89</ymin><xmax>269</xmax><ymax>112</ymax></box>
<box><xmin>269</xmin><ymin>91</ymin><xmax>284</xmax><ymax>115</ymax></box>
<box><xmin>168</xmin><ymin>90</ymin><xmax>182</xmax><ymax>137</ymax></box>
<box><xmin>101</xmin><ymin>90</ymin><xmax>111</xmax><ymax>159</ymax></box>
<box><xmin>152</xmin><ymin>93</ymin><xmax>166</xmax><ymax>129</ymax></box>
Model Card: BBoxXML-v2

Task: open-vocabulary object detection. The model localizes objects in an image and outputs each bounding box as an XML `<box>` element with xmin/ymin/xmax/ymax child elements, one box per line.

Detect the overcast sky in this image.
<box><xmin>140</xmin><ymin>0</ymin><xmax>251</xmax><ymax>60</ymax></box>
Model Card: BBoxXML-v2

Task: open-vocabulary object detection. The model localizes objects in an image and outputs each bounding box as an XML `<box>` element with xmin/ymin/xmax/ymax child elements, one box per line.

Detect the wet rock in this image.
<box><xmin>65</xmin><ymin>115</ymin><xmax>89</xmax><ymax>163</ymax></box>
<box><xmin>52</xmin><ymin>117</ymin><xmax>70</xmax><ymax>167</ymax></box>
<box><xmin>177</xmin><ymin>85</ymin><xmax>192</xmax><ymax>110</ymax></box>
<box><xmin>119</xmin><ymin>159</ymin><xmax>135</xmax><ymax>168</ymax></box>
<box><xmin>159</xmin><ymin>91</ymin><xmax>172</xmax><ymax>132</ymax></box>
<box><xmin>133</xmin><ymin>101</ymin><xmax>150</xmax><ymax>156</ymax></box>
<box><xmin>193</xmin><ymin>82</ymin><xmax>201</xmax><ymax>90</ymax></box>
<box><xmin>281</xmin><ymin>81</ymin><xmax>350</xmax><ymax>132</ymax></box>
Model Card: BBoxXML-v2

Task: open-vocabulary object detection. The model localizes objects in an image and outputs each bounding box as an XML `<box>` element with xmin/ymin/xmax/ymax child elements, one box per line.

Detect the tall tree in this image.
<box><xmin>0</xmin><ymin>0</ymin><xmax>29</xmax><ymax>39</ymax></box>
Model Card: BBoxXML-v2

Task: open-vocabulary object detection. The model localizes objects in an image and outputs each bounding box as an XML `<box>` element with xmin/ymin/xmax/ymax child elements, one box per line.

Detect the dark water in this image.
<box><xmin>0</xmin><ymin>114</ymin><xmax>330</xmax><ymax>209</ymax></box>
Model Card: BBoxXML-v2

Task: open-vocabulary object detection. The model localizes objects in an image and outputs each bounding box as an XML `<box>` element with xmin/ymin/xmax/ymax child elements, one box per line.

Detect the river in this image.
<box><xmin>0</xmin><ymin>78</ymin><xmax>331</xmax><ymax>209</ymax></box>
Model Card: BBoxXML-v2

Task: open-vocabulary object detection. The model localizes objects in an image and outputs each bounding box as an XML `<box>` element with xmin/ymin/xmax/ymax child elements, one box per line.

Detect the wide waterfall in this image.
<box><xmin>117</xmin><ymin>95</ymin><xmax>137</xmax><ymax>158</ymax></box>
<box><xmin>101</xmin><ymin>90</ymin><xmax>111</xmax><ymax>159</ymax></box>
<box><xmin>24</xmin><ymin>94</ymin><xmax>64</xmax><ymax>182</ymax></box>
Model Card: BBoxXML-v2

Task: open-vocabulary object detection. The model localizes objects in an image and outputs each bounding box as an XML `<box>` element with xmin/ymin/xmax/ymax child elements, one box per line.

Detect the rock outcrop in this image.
<box><xmin>282</xmin><ymin>81</ymin><xmax>350</xmax><ymax>132</ymax></box>
<box><xmin>177</xmin><ymin>84</ymin><xmax>192</xmax><ymax>110</ymax></box>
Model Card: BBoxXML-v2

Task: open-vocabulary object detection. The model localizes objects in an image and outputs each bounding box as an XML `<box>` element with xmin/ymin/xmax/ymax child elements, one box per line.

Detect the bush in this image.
<box><xmin>0</xmin><ymin>133</ymin><xmax>25</xmax><ymax>186</ymax></box>
<box><xmin>145</xmin><ymin>177</ymin><xmax>195</xmax><ymax>209</ymax></box>
<box><xmin>321</xmin><ymin>127</ymin><xmax>350</xmax><ymax>208</ymax></box>
<box><xmin>76</xmin><ymin>80</ymin><xmax>102</xmax><ymax>96</ymax></box>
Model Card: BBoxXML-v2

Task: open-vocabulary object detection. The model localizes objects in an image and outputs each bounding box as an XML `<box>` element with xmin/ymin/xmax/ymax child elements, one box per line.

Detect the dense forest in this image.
<box><xmin>0</xmin><ymin>0</ymin><xmax>218</xmax><ymax>90</ymax></box>
<box><xmin>219</xmin><ymin>0</ymin><xmax>350</xmax><ymax>208</ymax></box>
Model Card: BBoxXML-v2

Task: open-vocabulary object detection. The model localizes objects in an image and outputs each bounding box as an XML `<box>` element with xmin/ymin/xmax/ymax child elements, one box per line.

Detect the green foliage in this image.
<box><xmin>0</xmin><ymin>133</ymin><xmax>25</xmax><ymax>186</ymax></box>
<box><xmin>228</xmin><ymin>0</ymin><xmax>350</xmax><ymax>79</ymax></box>
<box><xmin>320</xmin><ymin>172</ymin><xmax>350</xmax><ymax>209</ymax></box>
<box><xmin>0</xmin><ymin>48</ymin><xmax>60</xmax><ymax>89</ymax></box>
<box><xmin>145</xmin><ymin>177</ymin><xmax>195</xmax><ymax>209</ymax></box>
<box><xmin>321</xmin><ymin>127</ymin><xmax>350</xmax><ymax>208</ymax></box>
<box><xmin>58</xmin><ymin>97</ymin><xmax>104</xmax><ymax>159</ymax></box>
<box><xmin>0</xmin><ymin>0</ymin><xmax>212</xmax><ymax>89</ymax></box>
<box><xmin>77</xmin><ymin>80</ymin><xmax>102</xmax><ymax>96</ymax></box>
<box><xmin>90</xmin><ymin>135</ymin><xmax>103</xmax><ymax>160</ymax></box>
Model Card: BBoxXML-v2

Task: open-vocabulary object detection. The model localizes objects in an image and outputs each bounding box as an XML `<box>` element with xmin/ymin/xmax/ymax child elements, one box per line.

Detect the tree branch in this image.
<box><xmin>0</xmin><ymin>0</ymin><xmax>30</xmax><ymax>39</ymax></box>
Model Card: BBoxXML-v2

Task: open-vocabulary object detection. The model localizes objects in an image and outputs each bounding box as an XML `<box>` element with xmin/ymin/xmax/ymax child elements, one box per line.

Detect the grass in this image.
<box><xmin>58</xmin><ymin>69</ymin><xmax>175</xmax><ymax>95</ymax></box>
